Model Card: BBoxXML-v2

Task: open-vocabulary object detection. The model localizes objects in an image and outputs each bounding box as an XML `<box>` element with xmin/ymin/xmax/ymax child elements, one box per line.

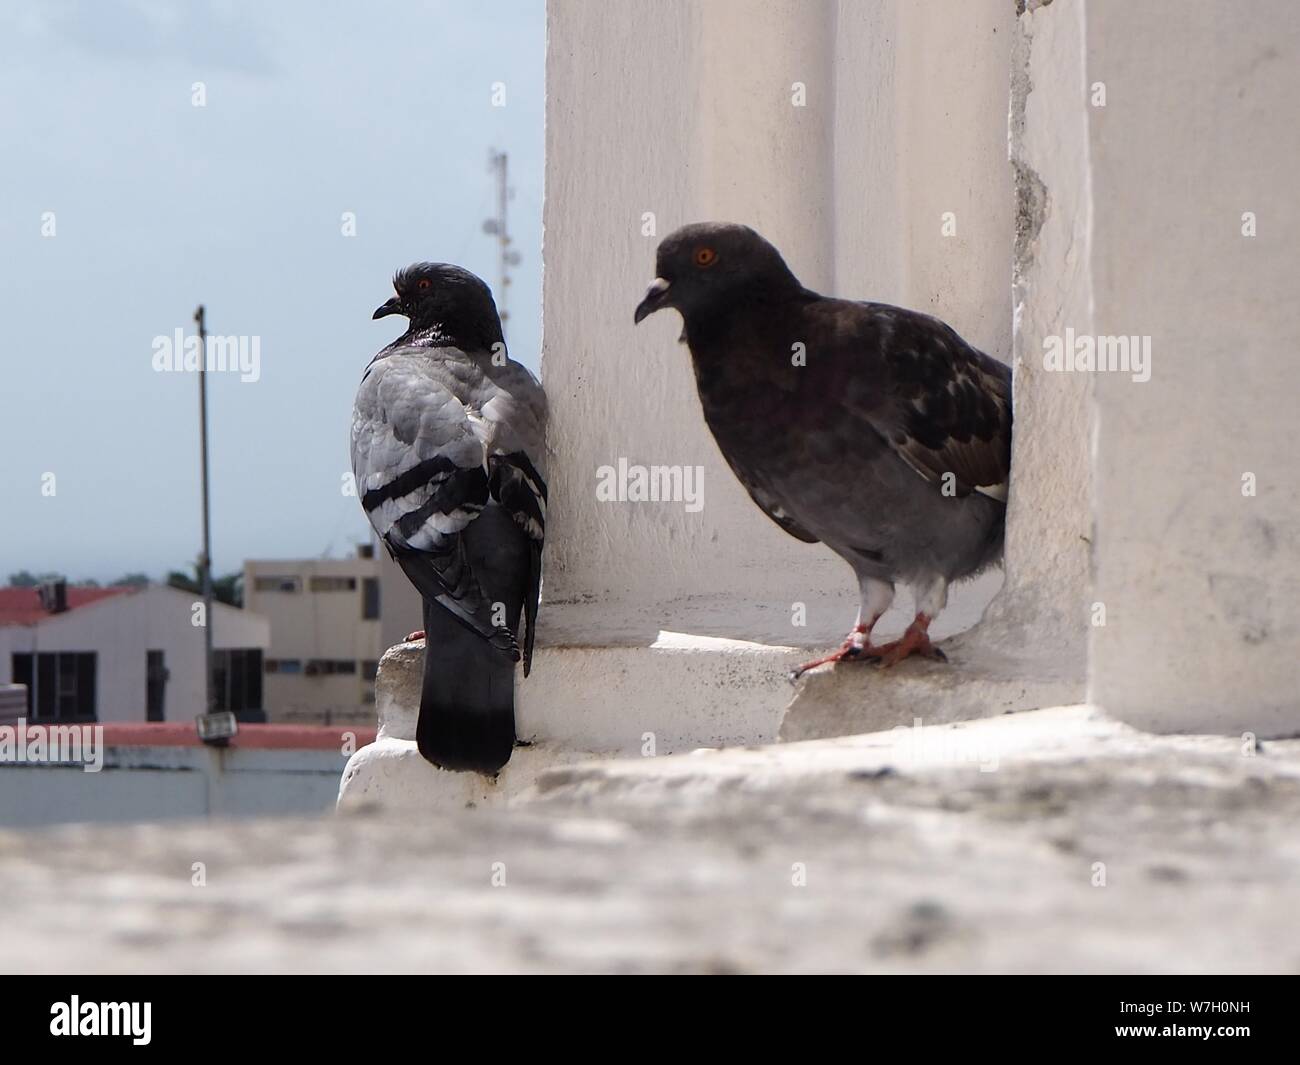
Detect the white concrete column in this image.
<box><xmin>980</xmin><ymin>0</ymin><xmax>1095</xmax><ymax>666</ymax></box>
<box><xmin>543</xmin><ymin>0</ymin><xmax>854</xmax><ymax>647</ymax></box>
<box><xmin>1085</xmin><ymin>0</ymin><xmax>1300</xmax><ymax>736</ymax></box>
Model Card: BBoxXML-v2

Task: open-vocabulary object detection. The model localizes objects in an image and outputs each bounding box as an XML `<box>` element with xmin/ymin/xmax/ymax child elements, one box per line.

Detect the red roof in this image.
<box><xmin>0</xmin><ymin>585</ymin><xmax>136</xmax><ymax>626</ymax></box>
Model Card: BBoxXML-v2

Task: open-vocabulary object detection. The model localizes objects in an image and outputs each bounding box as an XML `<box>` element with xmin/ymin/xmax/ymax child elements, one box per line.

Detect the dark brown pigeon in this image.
<box><xmin>634</xmin><ymin>223</ymin><xmax>1011</xmax><ymax>676</ymax></box>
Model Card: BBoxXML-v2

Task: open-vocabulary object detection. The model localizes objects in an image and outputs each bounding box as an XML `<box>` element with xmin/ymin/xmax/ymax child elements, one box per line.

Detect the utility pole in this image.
<box><xmin>483</xmin><ymin>150</ymin><xmax>522</xmax><ymax>339</ymax></box>
<box><xmin>195</xmin><ymin>305</ymin><xmax>215</xmax><ymax>715</ymax></box>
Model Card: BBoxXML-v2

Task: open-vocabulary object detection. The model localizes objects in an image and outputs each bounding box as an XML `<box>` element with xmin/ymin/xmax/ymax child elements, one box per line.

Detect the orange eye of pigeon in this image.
<box><xmin>694</xmin><ymin>247</ymin><xmax>718</xmax><ymax>268</ymax></box>
<box><xmin>417</xmin><ymin>278</ymin><xmax>432</xmax><ymax>291</ymax></box>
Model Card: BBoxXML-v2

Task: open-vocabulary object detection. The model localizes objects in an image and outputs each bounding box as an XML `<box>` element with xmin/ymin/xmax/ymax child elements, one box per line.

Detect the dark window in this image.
<box><xmin>146</xmin><ymin>650</ymin><xmax>167</xmax><ymax>722</ymax></box>
<box><xmin>11</xmin><ymin>652</ymin><xmax>97</xmax><ymax>722</ymax></box>
<box><xmin>253</xmin><ymin>576</ymin><xmax>301</xmax><ymax>593</ymax></box>
<box><xmin>309</xmin><ymin>576</ymin><xmax>357</xmax><ymax>592</ymax></box>
<box><xmin>212</xmin><ymin>649</ymin><xmax>263</xmax><ymax>715</ymax></box>
<box><xmin>304</xmin><ymin>659</ymin><xmax>357</xmax><ymax>676</ymax></box>
<box><xmin>266</xmin><ymin>658</ymin><xmax>303</xmax><ymax>674</ymax></box>
<box><xmin>362</xmin><ymin>577</ymin><xmax>380</xmax><ymax>620</ymax></box>
<box><xmin>361</xmin><ymin>660</ymin><xmax>379</xmax><ymax>681</ymax></box>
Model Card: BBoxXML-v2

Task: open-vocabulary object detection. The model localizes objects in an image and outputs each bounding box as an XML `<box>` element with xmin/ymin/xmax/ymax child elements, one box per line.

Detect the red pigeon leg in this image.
<box><xmin>788</xmin><ymin>576</ymin><xmax>896</xmax><ymax>680</ymax></box>
<box><xmin>873</xmin><ymin>613</ymin><xmax>947</xmax><ymax>667</ymax></box>
<box><xmin>404</xmin><ymin>630</ymin><xmax>426</xmax><ymax>643</ymax></box>
<box><xmin>788</xmin><ymin>623</ymin><xmax>890</xmax><ymax>680</ymax></box>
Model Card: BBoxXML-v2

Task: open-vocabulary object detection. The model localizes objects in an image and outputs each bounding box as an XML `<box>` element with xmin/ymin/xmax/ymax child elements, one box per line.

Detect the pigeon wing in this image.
<box><xmin>478</xmin><ymin>361</ymin><xmax>547</xmax><ymax>672</ymax></box>
<box><xmin>740</xmin><ymin>478</ymin><xmax>820</xmax><ymax>543</ymax></box>
<box><xmin>843</xmin><ymin>307</ymin><xmax>1012</xmax><ymax>501</ymax></box>
<box><xmin>351</xmin><ymin>351</ymin><xmax>517</xmax><ymax>654</ymax></box>
<box><xmin>488</xmin><ymin>448</ymin><xmax>546</xmax><ymax>673</ymax></box>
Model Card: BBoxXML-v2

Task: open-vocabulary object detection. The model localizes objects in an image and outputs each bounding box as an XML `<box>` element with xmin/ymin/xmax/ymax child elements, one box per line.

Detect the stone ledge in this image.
<box><xmin>342</xmin><ymin>634</ymin><xmax>807</xmax><ymax>811</ymax></box>
<box><xmin>372</xmin><ymin>634</ymin><xmax>807</xmax><ymax>755</ymax></box>
<box><xmin>338</xmin><ymin>737</ymin><xmax>595</xmax><ymax>813</ymax></box>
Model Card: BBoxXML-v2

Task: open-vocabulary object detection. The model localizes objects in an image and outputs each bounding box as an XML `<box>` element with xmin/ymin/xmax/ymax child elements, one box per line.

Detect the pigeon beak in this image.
<box><xmin>634</xmin><ymin>278</ymin><xmax>672</xmax><ymax>324</ymax></box>
<box><xmin>372</xmin><ymin>296</ymin><xmax>404</xmax><ymax>320</ymax></box>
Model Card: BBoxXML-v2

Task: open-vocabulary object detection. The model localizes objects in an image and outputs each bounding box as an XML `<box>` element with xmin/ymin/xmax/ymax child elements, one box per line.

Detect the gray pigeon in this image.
<box><xmin>634</xmin><ymin>223</ymin><xmax>1011</xmax><ymax>676</ymax></box>
<box><xmin>352</xmin><ymin>263</ymin><xmax>546</xmax><ymax>771</ymax></box>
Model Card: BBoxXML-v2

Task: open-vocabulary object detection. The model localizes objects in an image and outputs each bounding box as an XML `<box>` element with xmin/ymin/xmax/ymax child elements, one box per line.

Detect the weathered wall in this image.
<box><xmin>984</xmin><ymin>0</ymin><xmax>1094</xmax><ymax>669</ymax></box>
<box><xmin>1086</xmin><ymin>0</ymin><xmax>1300</xmax><ymax>735</ymax></box>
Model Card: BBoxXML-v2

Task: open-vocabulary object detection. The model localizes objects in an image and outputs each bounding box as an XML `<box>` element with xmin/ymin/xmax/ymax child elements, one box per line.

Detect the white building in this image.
<box><xmin>0</xmin><ymin>583</ymin><xmax>269</xmax><ymax>724</ymax></box>
<box><xmin>243</xmin><ymin>549</ymin><xmax>383</xmax><ymax>725</ymax></box>
<box><xmin>378</xmin><ymin>548</ymin><xmax>422</xmax><ymax>655</ymax></box>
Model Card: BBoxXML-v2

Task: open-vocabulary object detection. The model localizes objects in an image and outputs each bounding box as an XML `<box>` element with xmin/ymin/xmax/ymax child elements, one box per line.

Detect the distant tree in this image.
<box><xmin>166</xmin><ymin>565</ymin><xmax>242</xmax><ymax>607</ymax></box>
<box><xmin>214</xmin><ymin>572</ymin><xmax>244</xmax><ymax>608</ymax></box>
<box><xmin>110</xmin><ymin>573</ymin><xmax>151</xmax><ymax>588</ymax></box>
<box><xmin>7</xmin><ymin>570</ymin><xmax>64</xmax><ymax>588</ymax></box>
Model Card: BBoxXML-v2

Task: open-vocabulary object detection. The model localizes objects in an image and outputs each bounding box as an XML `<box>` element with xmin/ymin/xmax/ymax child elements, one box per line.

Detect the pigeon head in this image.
<box><xmin>373</xmin><ymin>262</ymin><xmax>504</xmax><ymax>351</ymax></box>
<box><xmin>634</xmin><ymin>223</ymin><xmax>801</xmax><ymax>326</ymax></box>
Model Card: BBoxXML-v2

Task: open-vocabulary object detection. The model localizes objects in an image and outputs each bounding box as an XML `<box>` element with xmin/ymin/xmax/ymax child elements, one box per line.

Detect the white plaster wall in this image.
<box><xmin>1085</xmin><ymin>0</ymin><xmax>1300</xmax><ymax>736</ymax></box>
<box><xmin>833</xmin><ymin>1</ymin><xmax>1014</xmax><ymax>359</ymax></box>
<box><xmin>543</xmin><ymin>0</ymin><xmax>1021</xmax><ymax>648</ymax></box>
<box><xmin>0</xmin><ymin>587</ymin><xmax>268</xmax><ymax>722</ymax></box>
<box><xmin>979</xmin><ymin>0</ymin><xmax>1094</xmax><ymax>669</ymax></box>
<box><xmin>378</xmin><ymin>546</ymin><xmax>422</xmax><ymax>653</ymax></box>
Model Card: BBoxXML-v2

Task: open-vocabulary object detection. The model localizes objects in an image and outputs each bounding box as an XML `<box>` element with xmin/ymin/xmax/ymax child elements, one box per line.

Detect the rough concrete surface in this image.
<box><xmin>781</xmin><ymin>628</ymin><xmax>1082</xmax><ymax>741</ymax></box>
<box><xmin>4</xmin><ymin>707</ymin><xmax>1298</xmax><ymax>974</ymax></box>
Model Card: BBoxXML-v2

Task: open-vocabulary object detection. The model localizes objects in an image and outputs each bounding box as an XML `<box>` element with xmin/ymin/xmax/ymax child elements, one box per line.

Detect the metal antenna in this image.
<box><xmin>484</xmin><ymin>150</ymin><xmax>522</xmax><ymax>339</ymax></box>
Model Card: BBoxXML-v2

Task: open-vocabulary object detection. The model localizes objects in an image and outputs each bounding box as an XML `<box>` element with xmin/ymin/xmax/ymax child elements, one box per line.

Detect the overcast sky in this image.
<box><xmin>0</xmin><ymin>0</ymin><xmax>543</xmax><ymax>583</ymax></box>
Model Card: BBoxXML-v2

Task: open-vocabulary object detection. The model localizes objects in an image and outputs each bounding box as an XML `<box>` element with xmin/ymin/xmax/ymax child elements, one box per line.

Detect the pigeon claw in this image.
<box><xmin>873</xmin><ymin>615</ymin><xmax>946</xmax><ymax>668</ymax></box>
<box><xmin>788</xmin><ymin>629</ymin><xmax>890</xmax><ymax>682</ymax></box>
<box><xmin>788</xmin><ymin>615</ymin><xmax>949</xmax><ymax>679</ymax></box>
<box><xmin>403</xmin><ymin>629</ymin><xmax>426</xmax><ymax>643</ymax></box>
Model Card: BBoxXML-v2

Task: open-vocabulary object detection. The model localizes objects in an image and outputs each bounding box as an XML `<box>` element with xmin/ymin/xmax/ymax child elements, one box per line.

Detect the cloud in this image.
<box><xmin>0</xmin><ymin>0</ymin><xmax>277</xmax><ymax>75</ymax></box>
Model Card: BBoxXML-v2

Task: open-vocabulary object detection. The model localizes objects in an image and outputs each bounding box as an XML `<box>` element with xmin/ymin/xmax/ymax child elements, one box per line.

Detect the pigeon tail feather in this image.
<box><xmin>416</xmin><ymin>598</ymin><xmax>516</xmax><ymax>773</ymax></box>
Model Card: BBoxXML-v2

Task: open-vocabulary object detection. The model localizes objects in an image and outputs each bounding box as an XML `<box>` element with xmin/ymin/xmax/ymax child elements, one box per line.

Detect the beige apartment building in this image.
<box><xmin>243</xmin><ymin>548</ymin><xmax>383</xmax><ymax>725</ymax></box>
